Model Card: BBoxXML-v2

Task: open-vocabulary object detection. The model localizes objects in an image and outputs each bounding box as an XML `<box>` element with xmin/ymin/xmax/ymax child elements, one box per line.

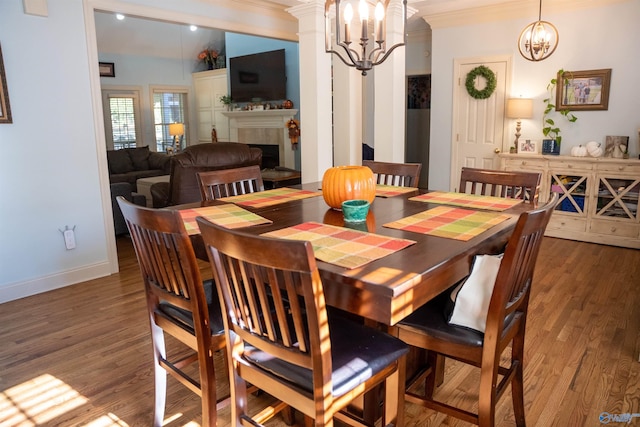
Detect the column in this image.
<box><xmin>288</xmin><ymin>0</ymin><xmax>334</xmax><ymax>183</ymax></box>
<box><xmin>373</xmin><ymin>1</ymin><xmax>414</xmax><ymax>162</ymax></box>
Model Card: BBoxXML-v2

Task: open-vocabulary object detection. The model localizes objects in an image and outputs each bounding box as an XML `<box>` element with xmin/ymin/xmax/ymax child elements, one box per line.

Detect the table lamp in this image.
<box><xmin>169</xmin><ymin>123</ymin><xmax>184</xmax><ymax>153</ymax></box>
<box><xmin>506</xmin><ymin>98</ymin><xmax>533</xmax><ymax>151</ymax></box>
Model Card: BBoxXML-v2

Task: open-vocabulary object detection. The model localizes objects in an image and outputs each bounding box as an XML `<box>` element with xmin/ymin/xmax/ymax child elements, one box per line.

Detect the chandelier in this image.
<box><xmin>325</xmin><ymin>0</ymin><xmax>407</xmax><ymax>76</ymax></box>
<box><xmin>517</xmin><ymin>0</ymin><xmax>558</xmax><ymax>62</ymax></box>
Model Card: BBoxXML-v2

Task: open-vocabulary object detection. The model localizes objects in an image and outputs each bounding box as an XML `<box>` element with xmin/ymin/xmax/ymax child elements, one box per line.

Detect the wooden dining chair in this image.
<box><xmin>197</xmin><ymin>165</ymin><xmax>264</xmax><ymax>201</ymax></box>
<box><xmin>459</xmin><ymin>167</ymin><xmax>541</xmax><ymax>204</ymax></box>
<box><xmin>197</xmin><ymin>217</ymin><xmax>409</xmax><ymax>427</ymax></box>
<box><xmin>392</xmin><ymin>193</ymin><xmax>558</xmax><ymax>427</ymax></box>
<box><xmin>116</xmin><ymin>197</ymin><xmax>229</xmax><ymax>427</ymax></box>
<box><xmin>363</xmin><ymin>160</ymin><xmax>422</xmax><ymax>187</ymax></box>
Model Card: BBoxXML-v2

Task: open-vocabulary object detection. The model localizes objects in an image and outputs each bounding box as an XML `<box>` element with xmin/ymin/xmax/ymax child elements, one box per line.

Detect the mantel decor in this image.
<box><xmin>0</xmin><ymin>43</ymin><xmax>12</xmax><ymax>123</ymax></box>
<box><xmin>465</xmin><ymin>65</ymin><xmax>496</xmax><ymax>100</ymax></box>
<box><xmin>556</xmin><ymin>68</ymin><xmax>611</xmax><ymax>111</ymax></box>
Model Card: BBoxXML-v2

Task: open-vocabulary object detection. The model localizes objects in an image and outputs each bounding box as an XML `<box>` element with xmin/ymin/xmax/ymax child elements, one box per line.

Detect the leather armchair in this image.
<box><xmin>151</xmin><ymin>142</ymin><xmax>262</xmax><ymax>207</ymax></box>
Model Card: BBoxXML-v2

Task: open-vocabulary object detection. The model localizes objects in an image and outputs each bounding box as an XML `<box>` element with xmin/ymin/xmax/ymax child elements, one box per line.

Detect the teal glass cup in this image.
<box><xmin>341</xmin><ymin>199</ymin><xmax>370</xmax><ymax>223</ymax></box>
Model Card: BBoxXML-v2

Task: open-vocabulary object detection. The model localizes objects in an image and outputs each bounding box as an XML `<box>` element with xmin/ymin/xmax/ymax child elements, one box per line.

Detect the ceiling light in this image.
<box><xmin>324</xmin><ymin>0</ymin><xmax>407</xmax><ymax>76</ymax></box>
<box><xmin>518</xmin><ymin>0</ymin><xmax>558</xmax><ymax>61</ymax></box>
<box><xmin>190</xmin><ymin>25</ymin><xmax>198</xmax><ymax>31</ymax></box>
<box><xmin>115</xmin><ymin>13</ymin><xmax>125</xmax><ymax>21</ymax></box>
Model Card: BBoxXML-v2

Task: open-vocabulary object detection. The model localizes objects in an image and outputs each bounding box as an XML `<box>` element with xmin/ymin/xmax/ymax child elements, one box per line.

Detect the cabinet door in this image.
<box><xmin>594</xmin><ymin>175</ymin><xmax>640</xmax><ymax>221</ymax></box>
<box><xmin>194</xmin><ymin>76</ymin><xmax>215</xmax><ymax>143</ymax></box>
<box><xmin>549</xmin><ymin>171</ymin><xmax>590</xmax><ymax>216</ymax></box>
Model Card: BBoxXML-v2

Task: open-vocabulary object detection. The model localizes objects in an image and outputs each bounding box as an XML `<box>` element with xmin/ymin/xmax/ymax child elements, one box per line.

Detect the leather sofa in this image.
<box><xmin>150</xmin><ymin>142</ymin><xmax>262</xmax><ymax>207</ymax></box>
<box><xmin>107</xmin><ymin>146</ymin><xmax>171</xmax><ymax>191</ymax></box>
<box><xmin>110</xmin><ymin>182</ymin><xmax>146</xmax><ymax>235</ymax></box>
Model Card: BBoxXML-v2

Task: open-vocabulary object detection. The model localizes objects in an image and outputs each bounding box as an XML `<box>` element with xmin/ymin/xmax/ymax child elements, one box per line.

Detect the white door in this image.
<box><xmin>451</xmin><ymin>57</ymin><xmax>510</xmax><ymax>190</ymax></box>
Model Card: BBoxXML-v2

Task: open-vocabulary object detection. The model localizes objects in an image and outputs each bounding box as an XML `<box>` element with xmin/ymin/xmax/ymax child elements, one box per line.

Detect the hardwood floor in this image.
<box><xmin>1</xmin><ymin>236</ymin><xmax>638</xmax><ymax>426</ymax></box>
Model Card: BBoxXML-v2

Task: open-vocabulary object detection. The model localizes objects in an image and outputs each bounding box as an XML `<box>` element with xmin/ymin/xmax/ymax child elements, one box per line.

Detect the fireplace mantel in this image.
<box><xmin>223</xmin><ymin>109</ymin><xmax>298</xmax><ymax>170</ymax></box>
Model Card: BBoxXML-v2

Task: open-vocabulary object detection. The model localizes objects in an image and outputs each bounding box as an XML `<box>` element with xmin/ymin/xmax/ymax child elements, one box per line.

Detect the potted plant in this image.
<box><xmin>542</xmin><ymin>69</ymin><xmax>577</xmax><ymax>153</ymax></box>
<box><xmin>219</xmin><ymin>95</ymin><xmax>233</xmax><ymax>110</ymax></box>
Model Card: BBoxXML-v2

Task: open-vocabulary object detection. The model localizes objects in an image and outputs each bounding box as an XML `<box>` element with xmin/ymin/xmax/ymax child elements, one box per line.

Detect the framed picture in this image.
<box><xmin>407</xmin><ymin>74</ymin><xmax>431</xmax><ymax>109</ymax></box>
<box><xmin>517</xmin><ymin>139</ymin><xmax>538</xmax><ymax>155</ymax></box>
<box><xmin>0</xmin><ymin>43</ymin><xmax>12</xmax><ymax>124</ymax></box>
<box><xmin>556</xmin><ymin>68</ymin><xmax>611</xmax><ymax>111</ymax></box>
<box><xmin>99</xmin><ymin>62</ymin><xmax>115</xmax><ymax>77</ymax></box>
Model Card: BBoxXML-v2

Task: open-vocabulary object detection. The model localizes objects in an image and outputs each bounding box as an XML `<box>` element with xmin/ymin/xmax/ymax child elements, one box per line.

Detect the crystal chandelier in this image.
<box><xmin>518</xmin><ymin>0</ymin><xmax>558</xmax><ymax>62</ymax></box>
<box><xmin>325</xmin><ymin>0</ymin><xmax>407</xmax><ymax>76</ymax></box>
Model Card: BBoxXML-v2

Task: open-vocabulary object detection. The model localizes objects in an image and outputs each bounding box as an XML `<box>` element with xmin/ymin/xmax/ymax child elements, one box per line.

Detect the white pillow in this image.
<box><xmin>448</xmin><ymin>253</ymin><xmax>503</xmax><ymax>333</ymax></box>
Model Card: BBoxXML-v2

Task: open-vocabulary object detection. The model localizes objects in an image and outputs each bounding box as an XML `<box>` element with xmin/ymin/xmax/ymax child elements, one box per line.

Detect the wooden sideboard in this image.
<box><xmin>499</xmin><ymin>154</ymin><xmax>640</xmax><ymax>249</ymax></box>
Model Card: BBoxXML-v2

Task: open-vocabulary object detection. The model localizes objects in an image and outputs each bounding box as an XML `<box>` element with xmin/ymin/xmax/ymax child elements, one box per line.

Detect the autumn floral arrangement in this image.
<box><xmin>198</xmin><ymin>48</ymin><xmax>219</xmax><ymax>69</ymax></box>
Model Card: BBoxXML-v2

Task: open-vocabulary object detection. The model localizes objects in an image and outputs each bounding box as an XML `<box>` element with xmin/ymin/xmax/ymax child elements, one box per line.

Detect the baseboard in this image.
<box><xmin>0</xmin><ymin>262</ymin><xmax>112</xmax><ymax>304</ymax></box>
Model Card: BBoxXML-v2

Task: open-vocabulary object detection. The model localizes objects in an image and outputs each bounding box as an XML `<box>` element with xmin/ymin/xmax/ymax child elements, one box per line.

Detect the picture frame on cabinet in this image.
<box><xmin>518</xmin><ymin>139</ymin><xmax>538</xmax><ymax>155</ymax></box>
<box><xmin>556</xmin><ymin>68</ymin><xmax>611</xmax><ymax>111</ymax></box>
<box><xmin>0</xmin><ymin>43</ymin><xmax>12</xmax><ymax>124</ymax></box>
<box><xmin>99</xmin><ymin>62</ymin><xmax>115</xmax><ymax>77</ymax></box>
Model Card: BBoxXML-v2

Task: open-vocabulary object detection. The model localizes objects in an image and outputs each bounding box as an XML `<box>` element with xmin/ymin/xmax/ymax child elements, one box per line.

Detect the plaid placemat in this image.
<box><xmin>262</xmin><ymin>222</ymin><xmax>416</xmax><ymax>269</ymax></box>
<box><xmin>219</xmin><ymin>188</ymin><xmax>322</xmax><ymax>208</ymax></box>
<box><xmin>409</xmin><ymin>191</ymin><xmax>523</xmax><ymax>211</ymax></box>
<box><xmin>179</xmin><ymin>204</ymin><xmax>272</xmax><ymax>235</ymax></box>
<box><xmin>383</xmin><ymin>206</ymin><xmax>510</xmax><ymax>241</ymax></box>
<box><xmin>376</xmin><ymin>184</ymin><xmax>419</xmax><ymax>198</ymax></box>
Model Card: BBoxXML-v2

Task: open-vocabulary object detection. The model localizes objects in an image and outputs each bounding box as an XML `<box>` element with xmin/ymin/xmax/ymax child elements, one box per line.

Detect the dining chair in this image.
<box><xmin>197</xmin><ymin>217</ymin><xmax>409</xmax><ymax>427</ymax></box>
<box><xmin>459</xmin><ymin>167</ymin><xmax>541</xmax><ymax>204</ymax></box>
<box><xmin>391</xmin><ymin>193</ymin><xmax>558</xmax><ymax>427</ymax></box>
<box><xmin>363</xmin><ymin>160</ymin><xmax>422</xmax><ymax>187</ymax></box>
<box><xmin>116</xmin><ymin>197</ymin><xmax>229</xmax><ymax>427</ymax></box>
<box><xmin>197</xmin><ymin>164</ymin><xmax>264</xmax><ymax>201</ymax></box>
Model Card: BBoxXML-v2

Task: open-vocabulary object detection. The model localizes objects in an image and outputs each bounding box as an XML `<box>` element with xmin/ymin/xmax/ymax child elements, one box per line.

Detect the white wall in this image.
<box><xmin>428</xmin><ymin>0</ymin><xmax>640</xmax><ymax>190</ymax></box>
<box><xmin>0</xmin><ymin>0</ymin><xmax>298</xmax><ymax>303</ymax></box>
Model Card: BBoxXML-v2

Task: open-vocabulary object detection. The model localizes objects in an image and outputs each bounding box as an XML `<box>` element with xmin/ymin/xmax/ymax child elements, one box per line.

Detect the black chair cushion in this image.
<box><xmin>399</xmin><ymin>291</ymin><xmax>485</xmax><ymax>347</ymax></box>
<box><xmin>242</xmin><ymin>313</ymin><xmax>408</xmax><ymax>397</ymax></box>
<box><xmin>399</xmin><ymin>289</ymin><xmax>517</xmax><ymax>348</ymax></box>
<box><xmin>156</xmin><ymin>279</ymin><xmax>225</xmax><ymax>336</ymax></box>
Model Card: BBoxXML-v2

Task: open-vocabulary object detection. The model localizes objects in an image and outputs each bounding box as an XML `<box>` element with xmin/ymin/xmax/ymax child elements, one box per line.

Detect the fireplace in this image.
<box><xmin>223</xmin><ymin>109</ymin><xmax>298</xmax><ymax>170</ymax></box>
<box><xmin>248</xmin><ymin>144</ymin><xmax>280</xmax><ymax>169</ymax></box>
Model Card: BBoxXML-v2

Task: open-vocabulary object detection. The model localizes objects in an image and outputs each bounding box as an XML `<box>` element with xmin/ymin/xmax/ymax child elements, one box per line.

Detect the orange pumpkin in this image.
<box><xmin>321</xmin><ymin>165</ymin><xmax>376</xmax><ymax>210</ymax></box>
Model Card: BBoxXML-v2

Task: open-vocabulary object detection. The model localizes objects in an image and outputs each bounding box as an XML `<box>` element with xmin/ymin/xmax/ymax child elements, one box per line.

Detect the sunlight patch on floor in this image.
<box><xmin>0</xmin><ymin>374</ymin><xmax>87</xmax><ymax>426</ymax></box>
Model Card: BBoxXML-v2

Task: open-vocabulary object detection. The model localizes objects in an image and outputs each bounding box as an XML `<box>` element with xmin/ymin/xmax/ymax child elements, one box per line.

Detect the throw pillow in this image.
<box><xmin>107</xmin><ymin>149</ymin><xmax>134</xmax><ymax>174</ymax></box>
<box><xmin>448</xmin><ymin>253</ymin><xmax>503</xmax><ymax>333</ymax></box>
<box><xmin>127</xmin><ymin>146</ymin><xmax>150</xmax><ymax>170</ymax></box>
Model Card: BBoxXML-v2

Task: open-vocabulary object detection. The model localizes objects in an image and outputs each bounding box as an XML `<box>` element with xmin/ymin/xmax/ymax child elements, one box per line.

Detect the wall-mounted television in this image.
<box><xmin>229</xmin><ymin>49</ymin><xmax>287</xmax><ymax>103</ymax></box>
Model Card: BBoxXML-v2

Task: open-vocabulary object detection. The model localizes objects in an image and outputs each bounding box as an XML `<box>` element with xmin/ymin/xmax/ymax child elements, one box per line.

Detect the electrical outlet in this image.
<box><xmin>63</xmin><ymin>229</ymin><xmax>76</xmax><ymax>250</ymax></box>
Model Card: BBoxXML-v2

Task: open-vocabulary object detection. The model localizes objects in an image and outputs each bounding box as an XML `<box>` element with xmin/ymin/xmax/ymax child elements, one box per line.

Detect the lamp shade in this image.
<box><xmin>169</xmin><ymin>123</ymin><xmax>184</xmax><ymax>136</ymax></box>
<box><xmin>506</xmin><ymin>98</ymin><xmax>533</xmax><ymax>119</ymax></box>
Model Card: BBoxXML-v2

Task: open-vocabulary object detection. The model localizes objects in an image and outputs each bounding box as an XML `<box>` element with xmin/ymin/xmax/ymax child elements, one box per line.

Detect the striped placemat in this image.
<box><xmin>376</xmin><ymin>184</ymin><xmax>419</xmax><ymax>198</ymax></box>
<box><xmin>409</xmin><ymin>191</ymin><xmax>523</xmax><ymax>211</ymax></box>
<box><xmin>262</xmin><ymin>222</ymin><xmax>415</xmax><ymax>269</ymax></box>
<box><xmin>179</xmin><ymin>204</ymin><xmax>272</xmax><ymax>235</ymax></box>
<box><xmin>220</xmin><ymin>188</ymin><xmax>322</xmax><ymax>208</ymax></box>
<box><xmin>383</xmin><ymin>206</ymin><xmax>510</xmax><ymax>241</ymax></box>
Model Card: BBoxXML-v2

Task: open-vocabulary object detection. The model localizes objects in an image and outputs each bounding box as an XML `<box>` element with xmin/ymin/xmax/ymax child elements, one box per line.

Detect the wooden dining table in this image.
<box><xmin>175</xmin><ymin>182</ymin><xmax>531</xmax><ymax>327</ymax></box>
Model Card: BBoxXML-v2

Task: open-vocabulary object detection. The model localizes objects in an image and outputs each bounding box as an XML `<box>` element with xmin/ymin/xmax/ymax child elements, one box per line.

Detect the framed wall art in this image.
<box><xmin>556</xmin><ymin>68</ymin><xmax>611</xmax><ymax>111</ymax></box>
<box><xmin>407</xmin><ymin>74</ymin><xmax>431</xmax><ymax>109</ymax></box>
<box><xmin>0</xmin><ymin>43</ymin><xmax>12</xmax><ymax>124</ymax></box>
<box><xmin>99</xmin><ymin>62</ymin><xmax>115</xmax><ymax>77</ymax></box>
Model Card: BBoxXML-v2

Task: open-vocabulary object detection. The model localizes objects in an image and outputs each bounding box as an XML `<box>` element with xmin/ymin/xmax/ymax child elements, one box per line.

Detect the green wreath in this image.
<box><xmin>465</xmin><ymin>65</ymin><xmax>497</xmax><ymax>99</ymax></box>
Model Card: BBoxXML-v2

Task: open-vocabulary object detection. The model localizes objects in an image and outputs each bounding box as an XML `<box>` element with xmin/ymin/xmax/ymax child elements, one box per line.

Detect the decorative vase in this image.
<box><xmin>321</xmin><ymin>165</ymin><xmax>376</xmax><ymax>210</ymax></box>
<box><xmin>283</xmin><ymin>99</ymin><xmax>293</xmax><ymax>109</ymax></box>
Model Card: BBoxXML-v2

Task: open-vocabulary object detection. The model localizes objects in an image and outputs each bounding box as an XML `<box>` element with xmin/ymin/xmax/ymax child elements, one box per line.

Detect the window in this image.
<box><xmin>152</xmin><ymin>87</ymin><xmax>189</xmax><ymax>153</ymax></box>
<box><xmin>102</xmin><ymin>88</ymin><xmax>143</xmax><ymax>150</ymax></box>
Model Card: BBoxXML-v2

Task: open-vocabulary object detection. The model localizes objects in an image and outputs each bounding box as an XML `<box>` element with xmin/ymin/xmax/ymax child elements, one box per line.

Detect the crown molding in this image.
<box><xmin>420</xmin><ymin>0</ymin><xmax>631</xmax><ymax>29</ymax></box>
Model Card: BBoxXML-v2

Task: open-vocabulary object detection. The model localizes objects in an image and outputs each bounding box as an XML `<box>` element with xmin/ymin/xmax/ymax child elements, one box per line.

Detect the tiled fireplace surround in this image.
<box><xmin>223</xmin><ymin>110</ymin><xmax>298</xmax><ymax>170</ymax></box>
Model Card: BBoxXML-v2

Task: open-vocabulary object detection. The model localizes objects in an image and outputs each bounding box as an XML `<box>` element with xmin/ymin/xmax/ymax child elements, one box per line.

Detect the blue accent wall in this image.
<box><xmin>225</xmin><ymin>33</ymin><xmax>299</xmax><ymax>110</ymax></box>
<box><xmin>225</xmin><ymin>32</ymin><xmax>301</xmax><ymax>168</ymax></box>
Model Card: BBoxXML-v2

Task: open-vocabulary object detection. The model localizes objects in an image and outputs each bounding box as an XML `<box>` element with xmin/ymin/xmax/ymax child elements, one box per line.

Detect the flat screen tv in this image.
<box><xmin>229</xmin><ymin>49</ymin><xmax>287</xmax><ymax>103</ymax></box>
